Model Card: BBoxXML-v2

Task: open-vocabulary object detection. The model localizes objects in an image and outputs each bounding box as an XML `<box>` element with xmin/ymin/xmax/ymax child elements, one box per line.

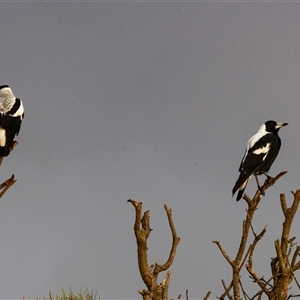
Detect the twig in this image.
<box><xmin>0</xmin><ymin>174</ymin><xmax>17</xmax><ymax>198</ymax></box>
<box><xmin>219</xmin><ymin>279</ymin><xmax>233</xmax><ymax>300</ymax></box>
<box><xmin>203</xmin><ymin>290</ymin><xmax>211</xmax><ymax>300</ymax></box>
<box><xmin>213</xmin><ymin>241</ymin><xmax>234</xmax><ymax>266</ymax></box>
<box><xmin>287</xmin><ymin>294</ymin><xmax>300</xmax><ymax>300</ymax></box>
<box><xmin>153</xmin><ymin>205</ymin><xmax>181</xmax><ymax>275</ymax></box>
<box><xmin>239</xmin><ymin>278</ymin><xmax>250</xmax><ymax>300</ymax></box>
<box><xmin>291</xmin><ymin>245</ymin><xmax>300</xmax><ymax>269</ymax></box>
<box><xmin>161</xmin><ymin>270</ymin><xmax>172</xmax><ymax>300</ymax></box>
<box><xmin>247</xmin><ymin>226</ymin><xmax>267</xmax><ymax>271</ymax></box>
<box><xmin>245</xmin><ymin>264</ymin><xmax>271</xmax><ymax>297</ymax></box>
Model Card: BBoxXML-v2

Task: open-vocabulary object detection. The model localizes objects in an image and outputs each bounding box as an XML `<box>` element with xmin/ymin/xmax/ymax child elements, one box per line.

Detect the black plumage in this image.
<box><xmin>0</xmin><ymin>85</ymin><xmax>24</xmax><ymax>157</ymax></box>
<box><xmin>232</xmin><ymin>120</ymin><xmax>287</xmax><ymax>201</ymax></box>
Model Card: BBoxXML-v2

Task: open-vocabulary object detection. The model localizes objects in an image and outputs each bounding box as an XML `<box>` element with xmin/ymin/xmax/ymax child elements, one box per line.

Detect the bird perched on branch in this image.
<box><xmin>232</xmin><ymin>120</ymin><xmax>287</xmax><ymax>201</ymax></box>
<box><xmin>0</xmin><ymin>85</ymin><xmax>24</xmax><ymax>162</ymax></box>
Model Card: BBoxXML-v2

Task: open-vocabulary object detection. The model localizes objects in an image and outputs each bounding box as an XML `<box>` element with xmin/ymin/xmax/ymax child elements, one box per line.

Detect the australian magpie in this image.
<box><xmin>0</xmin><ymin>85</ymin><xmax>24</xmax><ymax>158</ymax></box>
<box><xmin>232</xmin><ymin>120</ymin><xmax>287</xmax><ymax>201</ymax></box>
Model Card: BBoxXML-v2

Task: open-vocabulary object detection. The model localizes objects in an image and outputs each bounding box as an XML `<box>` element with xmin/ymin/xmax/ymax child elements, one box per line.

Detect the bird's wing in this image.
<box><xmin>0</xmin><ymin>115</ymin><xmax>22</xmax><ymax>156</ymax></box>
<box><xmin>240</xmin><ymin>133</ymin><xmax>274</xmax><ymax>174</ymax></box>
<box><xmin>1</xmin><ymin>114</ymin><xmax>22</xmax><ymax>135</ymax></box>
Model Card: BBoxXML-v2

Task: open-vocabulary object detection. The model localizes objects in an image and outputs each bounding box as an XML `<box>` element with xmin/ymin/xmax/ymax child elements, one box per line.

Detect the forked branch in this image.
<box><xmin>268</xmin><ymin>189</ymin><xmax>300</xmax><ymax>299</ymax></box>
<box><xmin>214</xmin><ymin>172</ymin><xmax>287</xmax><ymax>300</ymax></box>
<box><xmin>128</xmin><ymin>199</ymin><xmax>180</xmax><ymax>300</ymax></box>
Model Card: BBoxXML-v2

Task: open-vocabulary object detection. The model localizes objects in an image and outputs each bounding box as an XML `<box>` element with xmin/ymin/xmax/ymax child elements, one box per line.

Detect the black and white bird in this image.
<box><xmin>232</xmin><ymin>120</ymin><xmax>287</xmax><ymax>201</ymax></box>
<box><xmin>0</xmin><ymin>85</ymin><xmax>24</xmax><ymax>158</ymax></box>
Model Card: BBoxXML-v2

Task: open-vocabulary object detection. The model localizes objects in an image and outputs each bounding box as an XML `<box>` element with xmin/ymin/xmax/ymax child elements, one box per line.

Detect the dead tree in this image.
<box><xmin>214</xmin><ymin>172</ymin><xmax>300</xmax><ymax>300</ymax></box>
<box><xmin>128</xmin><ymin>199</ymin><xmax>180</xmax><ymax>300</ymax></box>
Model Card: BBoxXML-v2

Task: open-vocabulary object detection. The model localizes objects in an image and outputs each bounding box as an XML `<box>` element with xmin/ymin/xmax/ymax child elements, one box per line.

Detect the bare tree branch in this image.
<box><xmin>274</xmin><ymin>239</ymin><xmax>287</xmax><ymax>274</ymax></box>
<box><xmin>280</xmin><ymin>194</ymin><xmax>288</xmax><ymax>216</ymax></box>
<box><xmin>248</xmin><ymin>226</ymin><xmax>267</xmax><ymax>271</ymax></box>
<box><xmin>0</xmin><ymin>174</ymin><xmax>17</xmax><ymax>198</ymax></box>
<box><xmin>287</xmin><ymin>294</ymin><xmax>300</xmax><ymax>300</ymax></box>
<box><xmin>153</xmin><ymin>205</ymin><xmax>180</xmax><ymax>275</ymax></box>
<box><xmin>203</xmin><ymin>291</ymin><xmax>211</xmax><ymax>300</ymax></box>
<box><xmin>239</xmin><ymin>278</ymin><xmax>251</xmax><ymax>300</ymax></box>
<box><xmin>128</xmin><ymin>199</ymin><xmax>153</xmax><ymax>290</ymax></box>
<box><xmin>215</xmin><ymin>172</ymin><xmax>287</xmax><ymax>300</ymax></box>
<box><xmin>218</xmin><ymin>279</ymin><xmax>233</xmax><ymax>300</ymax></box>
<box><xmin>281</xmin><ymin>190</ymin><xmax>300</xmax><ymax>255</ymax></box>
<box><xmin>161</xmin><ymin>270</ymin><xmax>172</xmax><ymax>300</ymax></box>
<box><xmin>213</xmin><ymin>241</ymin><xmax>234</xmax><ymax>267</ymax></box>
<box><xmin>128</xmin><ymin>199</ymin><xmax>180</xmax><ymax>300</ymax></box>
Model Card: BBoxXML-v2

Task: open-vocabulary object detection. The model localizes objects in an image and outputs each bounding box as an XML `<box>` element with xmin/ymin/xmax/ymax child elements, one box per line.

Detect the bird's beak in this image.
<box><xmin>275</xmin><ymin>122</ymin><xmax>288</xmax><ymax>129</ymax></box>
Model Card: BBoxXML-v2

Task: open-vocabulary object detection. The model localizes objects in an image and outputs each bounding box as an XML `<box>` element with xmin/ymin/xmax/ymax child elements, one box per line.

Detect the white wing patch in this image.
<box><xmin>253</xmin><ymin>143</ymin><xmax>271</xmax><ymax>156</ymax></box>
<box><xmin>242</xmin><ymin>132</ymin><xmax>268</xmax><ymax>163</ymax></box>
<box><xmin>248</xmin><ymin>132</ymin><xmax>268</xmax><ymax>149</ymax></box>
<box><xmin>10</xmin><ymin>100</ymin><xmax>24</xmax><ymax>119</ymax></box>
<box><xmin>0</xmin><ymin>128</ymin><xmax>6</xmax><ymax>147</ymax></box>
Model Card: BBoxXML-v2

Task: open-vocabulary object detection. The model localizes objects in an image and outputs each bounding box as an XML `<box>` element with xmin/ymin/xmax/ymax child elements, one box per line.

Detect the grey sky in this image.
<box><xmin>0</xmin><ymin>2</ymin><xmax>300</xmax><ymax>299</ymax></box>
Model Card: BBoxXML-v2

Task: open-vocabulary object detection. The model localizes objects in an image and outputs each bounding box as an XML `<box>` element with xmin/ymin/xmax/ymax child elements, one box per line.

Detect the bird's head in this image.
<box><xmin>0</xmin><ymin>85</ymin><xmax>13</xmax><ymax>98</ymax></box>
<box><xmin>264</xmin><ymin>120</ymin><xmax>288</xmax><ymax>133</ymax></box>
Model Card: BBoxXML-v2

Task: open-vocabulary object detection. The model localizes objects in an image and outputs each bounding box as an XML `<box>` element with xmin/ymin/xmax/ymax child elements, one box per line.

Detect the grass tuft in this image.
<box><xmin>36</xmin><ymin>287</ymin><xmax>99</xmax><ymax>300</ymax></box>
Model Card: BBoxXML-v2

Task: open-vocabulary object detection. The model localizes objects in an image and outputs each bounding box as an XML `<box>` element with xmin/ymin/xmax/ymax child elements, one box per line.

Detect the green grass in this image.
<box><xmin>46</xmin><ymin>287</ymin><xmax>99</xmax><ymax>300</ymax></box>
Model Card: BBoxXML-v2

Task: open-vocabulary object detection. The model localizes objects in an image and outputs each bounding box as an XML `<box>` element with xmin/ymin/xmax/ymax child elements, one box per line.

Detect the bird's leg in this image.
<box><xmin>262</xmin><ymin>172</ymin><xmax>273</xmax><ymax>179</ymax></box>
<box><xmin>0</xmin><ymin>156</ymin><xmax>4</xmax><ymax>167</ymax></box>
<box><xmin>255</xmin><ymin>175</ymin><xmax>265</xmax><ymax>195</ymax></box>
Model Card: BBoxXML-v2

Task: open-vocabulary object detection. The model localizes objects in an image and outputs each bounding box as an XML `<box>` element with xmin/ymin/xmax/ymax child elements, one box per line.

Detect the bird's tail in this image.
<box><xmin>232</xmin><ymin>175</ymin><xmax>250</xmax><ymax>201</ymax></box>
<box><xmin>236</xmin><ymin>179</ymin><xmax>249</xmax><ymax>201</ymax></box>
<box><xmin>0</xmin><ymin>141</ymin><xmax>18</xmax><ymax>158</ymax></box>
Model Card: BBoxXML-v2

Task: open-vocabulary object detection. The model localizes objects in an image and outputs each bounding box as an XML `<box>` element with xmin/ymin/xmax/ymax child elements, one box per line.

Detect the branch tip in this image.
<box><xmin>0</xmin><ymin>174</ymin><xmax>17</xmax><ymax>198</ymax></box>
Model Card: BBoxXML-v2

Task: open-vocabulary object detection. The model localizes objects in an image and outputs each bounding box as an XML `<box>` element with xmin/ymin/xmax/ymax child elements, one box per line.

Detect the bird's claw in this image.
<box><xmin>259</xmin><ymin>187</ymin><xmax>265</xmax><ymax>196</ymax></box>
